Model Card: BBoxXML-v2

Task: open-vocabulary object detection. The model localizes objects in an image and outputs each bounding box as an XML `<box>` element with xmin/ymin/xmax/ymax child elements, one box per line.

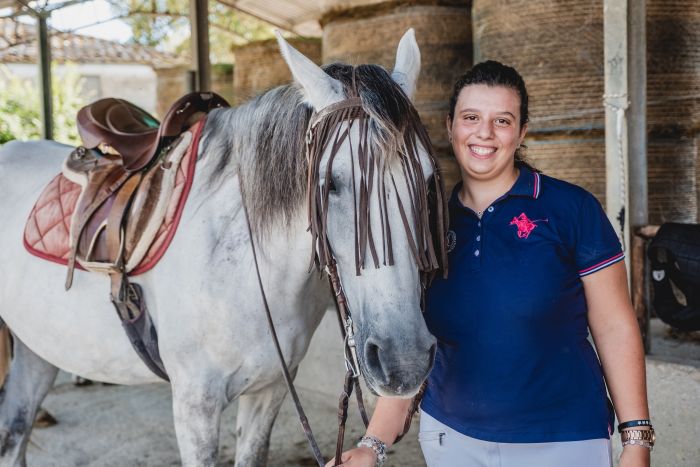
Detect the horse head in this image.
<box><xmin>277</xmin><ymin>30</ymin><xmax>448</xmax><ymax>397</ymax></box>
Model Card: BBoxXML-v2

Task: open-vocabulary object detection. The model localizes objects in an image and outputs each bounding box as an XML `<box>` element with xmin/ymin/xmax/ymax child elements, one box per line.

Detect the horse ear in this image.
<box><xmin>391</xmin><ymin>28</ymin><xmax>421</xmax><ymax>101</ymax></box>
<box><xmin>275</xmin><ymin>31</ymin><xmax>344</xmax><ymax>111</ymax></box>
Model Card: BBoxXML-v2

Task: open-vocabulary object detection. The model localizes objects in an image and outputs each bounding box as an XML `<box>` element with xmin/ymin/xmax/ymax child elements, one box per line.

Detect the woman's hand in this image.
<box><xmin>325</xmin><ymin>447</ymin><xmax>377</xmax><ymax>467</ymax></box>
<box><xmin>618</xmin><ymin>445</ymin><xmax>651</xmax><ymax>467</ymax></box>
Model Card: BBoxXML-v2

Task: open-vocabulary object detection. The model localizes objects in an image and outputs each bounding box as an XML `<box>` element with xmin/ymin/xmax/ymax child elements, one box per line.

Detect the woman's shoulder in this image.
<box><xmin>537</xmin><ymin>172</ymin><xmax>600</xmax><ymax>206</ymax></box>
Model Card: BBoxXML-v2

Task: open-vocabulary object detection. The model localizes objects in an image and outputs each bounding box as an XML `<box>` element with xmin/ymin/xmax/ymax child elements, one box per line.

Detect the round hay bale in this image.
<box><xmin>647</xmin><ymin>135</ymin><xmax>698</xmax><ymax>224</ymax></box>
<box><xmin>322</xmin><ymin>1</ymin><xmax>472</xmax><ymax>160</ymax></box>
<box><xmin>525</xmin><ymin>135</ymin><xmax>607</xmax><ymax>204</ymax></box>
<box><xmin>647</xmin><ymin>0</ymin><xmax>700</xmax><ymax>134</ymax></box>
<box><xmin>473</xmin><ymin>0</ymin><xmax>605</xmax><ymax>134</ymax></box>
<box><xmin>233</xmin><ymin>38</ymin><xmax>321</xmax><ymax>105</ymax></box>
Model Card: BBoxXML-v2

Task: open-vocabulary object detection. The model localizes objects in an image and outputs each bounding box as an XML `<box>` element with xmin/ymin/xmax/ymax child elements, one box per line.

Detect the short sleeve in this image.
<box><xmin>573</xmin><ymin>191</ymin><xmax>624</xmax><ymax>277</ymax></box>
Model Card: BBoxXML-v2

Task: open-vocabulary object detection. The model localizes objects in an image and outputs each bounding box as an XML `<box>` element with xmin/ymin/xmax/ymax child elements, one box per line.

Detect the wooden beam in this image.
<box><xmin>628</xmin><ymin>0</ymin><xmax>649</xmax><ymax>351</ymax></box>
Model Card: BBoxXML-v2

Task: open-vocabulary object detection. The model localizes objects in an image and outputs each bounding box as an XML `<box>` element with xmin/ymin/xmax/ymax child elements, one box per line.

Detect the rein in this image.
<box><xmin>238</xmin><ymin>71</ymin><xmax>448</xmax><ymax>466</ymax></box>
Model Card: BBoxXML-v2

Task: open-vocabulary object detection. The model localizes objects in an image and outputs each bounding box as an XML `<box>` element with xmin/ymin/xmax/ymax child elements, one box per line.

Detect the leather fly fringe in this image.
<box><xmin>306</xmin><ymin>77</ymin><xmax>448</xmax><ymax>289</ymax></box>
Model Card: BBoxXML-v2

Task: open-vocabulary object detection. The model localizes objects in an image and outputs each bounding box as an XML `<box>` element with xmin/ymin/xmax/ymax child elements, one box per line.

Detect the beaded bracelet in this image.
<box><xmin>357</xmin><ymin>435</ymin><xmax>387</xmax><ymax>466</ymax></box>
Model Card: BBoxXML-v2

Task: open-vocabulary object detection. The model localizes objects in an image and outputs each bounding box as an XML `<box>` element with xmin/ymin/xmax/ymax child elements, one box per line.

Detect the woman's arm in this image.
<box><xmin>326</xmin><ymin>396</ymin><xmax>412</xmax><ymax>466</ymax></box>
<box><xmin>583</xmin><ymin>261</ymin><xmax>651</xmax><ymax>467</ymax></box>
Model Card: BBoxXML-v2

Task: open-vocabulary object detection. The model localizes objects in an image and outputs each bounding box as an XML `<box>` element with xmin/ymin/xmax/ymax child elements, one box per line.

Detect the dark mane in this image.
<box><xmin>200</xmin><ymin>62</ymin><xmax>422</xmax><ymax>236</ymax></box>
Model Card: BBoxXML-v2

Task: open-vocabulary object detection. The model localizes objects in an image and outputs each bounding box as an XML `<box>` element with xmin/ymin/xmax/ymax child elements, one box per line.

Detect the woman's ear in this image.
<box><xmin>519</xmin><ymin>122</ymin><xmax>528</xmax><ymax>143</ymax></box>
<box><xmin>446</xmin><ymin>116</ymin><xmax>453</xmax><ymax>142</ymax></box>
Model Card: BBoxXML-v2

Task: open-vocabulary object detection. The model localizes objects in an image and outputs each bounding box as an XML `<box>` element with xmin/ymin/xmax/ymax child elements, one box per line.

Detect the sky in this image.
<box><xmin>47</xmin><ymin>0</ymin><xmax>133</xmax><ymax>42</ymax></box>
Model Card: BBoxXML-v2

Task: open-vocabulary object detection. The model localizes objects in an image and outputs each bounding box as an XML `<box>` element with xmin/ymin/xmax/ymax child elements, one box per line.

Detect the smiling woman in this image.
<box><xmin>329</xmin><ymin>61</ymin><xmax>653</xmax><ymax>467</ymax></box>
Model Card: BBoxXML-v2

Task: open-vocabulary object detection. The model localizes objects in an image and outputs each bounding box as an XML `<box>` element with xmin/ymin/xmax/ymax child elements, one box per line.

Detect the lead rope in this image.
<box><xmin>237</xmin><ymin>168</ymin><xmax>326</xmax><ymax>467</ymax></box>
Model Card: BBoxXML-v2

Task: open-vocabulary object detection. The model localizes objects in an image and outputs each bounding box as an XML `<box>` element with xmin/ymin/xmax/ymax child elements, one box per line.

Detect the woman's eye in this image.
<box><xmin>495</xmin><ymin>118</ymin><xmax>511</xmax><ymax>126</ymax></box>
<box><xmin>463</xmin><ymin>114</ymin><xmax>478</xmax><ymax>121</ymax></box>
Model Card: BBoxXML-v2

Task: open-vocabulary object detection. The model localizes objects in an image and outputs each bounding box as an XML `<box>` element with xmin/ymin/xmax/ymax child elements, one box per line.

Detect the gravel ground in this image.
<box><xmin>25</xmin><ymin>318</ymin><xmax>699</xmax><ymax>466</ymax></box>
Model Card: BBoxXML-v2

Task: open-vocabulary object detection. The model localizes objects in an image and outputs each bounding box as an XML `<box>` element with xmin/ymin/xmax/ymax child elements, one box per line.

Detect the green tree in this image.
<box><xmin>0</xmin><ymin>64</ymin><xmax>91</xmax><ymax>145</ymax></box>
<box><xmin>111</xmin><ymin>0</ymin><xmax>275</xmax><ymax>63</ymax></box>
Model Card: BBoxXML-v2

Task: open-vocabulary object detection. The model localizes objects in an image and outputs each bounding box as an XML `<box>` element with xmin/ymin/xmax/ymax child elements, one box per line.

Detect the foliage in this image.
<box><xmin>0</xmin><ymin>65</ymin><xmax>90</xmax><ymax>145</ymax></box>
<box><xmin>110</xmin><ymin>0</ymin><xmax>275</xmax><ymax>63</ymax></box>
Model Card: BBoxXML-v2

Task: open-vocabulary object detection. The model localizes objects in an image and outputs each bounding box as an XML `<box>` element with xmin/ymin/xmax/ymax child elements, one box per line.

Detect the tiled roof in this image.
<box><xmin>0</xmin><ymin>18</ymin><xmax>185</xmax><ymax>68</ymax></box>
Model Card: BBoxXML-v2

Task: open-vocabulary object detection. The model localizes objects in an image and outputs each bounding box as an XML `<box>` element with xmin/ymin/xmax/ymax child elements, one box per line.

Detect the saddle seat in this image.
<box><xmin>77</xmin><ymin>92</ymin><xmax>227</xmax><ymax>172</ymax></box>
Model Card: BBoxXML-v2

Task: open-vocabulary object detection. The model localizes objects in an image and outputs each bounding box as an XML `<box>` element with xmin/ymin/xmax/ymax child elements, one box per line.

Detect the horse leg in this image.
<box><xmin>171</xmin><ymin>378</ymin><xmax>225</xmax><ymax>467</ymax></box>
<box><xmin>233</xmin><ymin>378</ymin><xmax>289</xmax><ymax>467</ymax></box>
<box><xmin>0</xmin><ymin>335</ymin><xmax>58</xmax><ymax>467</ymax></box>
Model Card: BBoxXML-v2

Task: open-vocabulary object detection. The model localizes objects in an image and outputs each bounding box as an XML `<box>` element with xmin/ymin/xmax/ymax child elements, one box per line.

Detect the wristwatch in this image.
<box><xmin>621</xmin><ymin>427</ymin><xmax>656</xmax><ymax>449</ymax></box>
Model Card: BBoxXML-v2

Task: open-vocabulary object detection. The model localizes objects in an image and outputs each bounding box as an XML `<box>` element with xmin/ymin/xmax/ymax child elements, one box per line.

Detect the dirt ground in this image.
<box><xmin>25</xmin><ymin>318</ymin><xmax>700</xmax><ymax>466</ymax></box>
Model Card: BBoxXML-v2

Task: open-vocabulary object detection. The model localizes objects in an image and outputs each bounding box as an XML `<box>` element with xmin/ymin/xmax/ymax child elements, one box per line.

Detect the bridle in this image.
<box><xmin>238</xmin><ymin>70</ymin><xmax>448</xmax><ymax>466</ymax></box>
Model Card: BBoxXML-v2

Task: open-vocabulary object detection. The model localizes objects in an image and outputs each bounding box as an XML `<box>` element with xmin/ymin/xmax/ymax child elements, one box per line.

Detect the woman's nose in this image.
<box><xmin>476</xmin><ymin>120</ymin><xmax>494</xmax><ymax>139</ymax></box>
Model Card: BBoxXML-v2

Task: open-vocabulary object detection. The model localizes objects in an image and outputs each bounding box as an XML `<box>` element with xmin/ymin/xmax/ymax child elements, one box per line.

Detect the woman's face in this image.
<box><xmin>447</xmin><ymin>84</ymin><xmax>527</xmax><ymax>182</ymax></box>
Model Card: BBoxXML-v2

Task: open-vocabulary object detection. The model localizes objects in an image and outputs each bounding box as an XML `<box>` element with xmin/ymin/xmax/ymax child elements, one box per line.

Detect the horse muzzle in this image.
<box><xmin>359</xmin><ymin>334</ymin><xmax>437</xmax><ymax>396</ymax></box>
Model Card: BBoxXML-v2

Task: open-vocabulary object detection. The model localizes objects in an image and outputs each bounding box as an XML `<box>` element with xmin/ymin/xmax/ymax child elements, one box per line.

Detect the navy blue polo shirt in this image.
<box><xmin>421</xmin><ymin>166</ymin><xmax>624</xmax><ymax>443</ymax></box>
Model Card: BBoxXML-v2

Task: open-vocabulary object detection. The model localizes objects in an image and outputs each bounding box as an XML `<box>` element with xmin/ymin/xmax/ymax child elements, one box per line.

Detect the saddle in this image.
<box><xmin>648</xmin><ymin>223</ymin><xmax>700</xmax><ymax>331</ymax></box>
<box><xmin>32</xmin><ymin>92</ymin><xmax>229</xmax><ymax>380</ymax></box>
<box><xmin>77</xmin><ymin>92</ymin><xmax>226</xmax><ymax>172</ymax></box>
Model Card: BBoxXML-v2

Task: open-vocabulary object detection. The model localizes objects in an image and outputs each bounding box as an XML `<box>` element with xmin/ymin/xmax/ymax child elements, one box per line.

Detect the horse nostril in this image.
<box><xmin>364</xmin><ymin>340</ymin><xmax>387</xmax><ymax>383</ymax></box>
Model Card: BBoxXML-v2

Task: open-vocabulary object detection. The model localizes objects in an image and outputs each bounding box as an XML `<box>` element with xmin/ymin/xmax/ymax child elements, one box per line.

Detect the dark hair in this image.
<box><xmin>448</xmin><ymin>60</ymin><xmax>535</xmax><ymax>169</ymax></box>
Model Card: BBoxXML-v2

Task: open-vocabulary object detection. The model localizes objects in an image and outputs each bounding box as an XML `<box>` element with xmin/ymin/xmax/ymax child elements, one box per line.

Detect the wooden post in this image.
<box><xmin>628</xmin><ymin>0</ymin><xmax>649</xmax><ymax>350</ymax></box>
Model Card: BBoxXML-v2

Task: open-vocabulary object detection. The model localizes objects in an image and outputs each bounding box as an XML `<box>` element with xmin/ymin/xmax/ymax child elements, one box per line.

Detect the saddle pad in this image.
<box><xmin>23</xmin><ymin>119</ymin><xmax>205</xmax><ymax>276</ymax></box>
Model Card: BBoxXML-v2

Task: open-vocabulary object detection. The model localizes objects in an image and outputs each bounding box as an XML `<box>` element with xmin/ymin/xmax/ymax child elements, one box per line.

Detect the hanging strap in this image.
<box><xmin>237</xmin><ymin>169</ymin><xmax>327</xmax><ymax>467</ymax></box>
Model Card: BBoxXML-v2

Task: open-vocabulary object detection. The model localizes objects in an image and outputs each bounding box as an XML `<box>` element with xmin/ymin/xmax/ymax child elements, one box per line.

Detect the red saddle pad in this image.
<box><xmin>23</xmin><ymin>119</ymin><xmax>205</xmax><ymax>276</ymax></box>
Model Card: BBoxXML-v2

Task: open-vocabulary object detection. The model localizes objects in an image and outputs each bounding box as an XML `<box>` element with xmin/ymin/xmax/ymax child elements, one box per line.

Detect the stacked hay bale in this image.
<box><xmin>232</xmin><ymin>38</ymin><xmax>322</xmax><ymax>105</ymax></box>
<box><xmin>647</xmin><ymin>0</ymin><xmax>700</xmax><ymax>223</ymax></box>
<box><xmin>322</xmin><ymin>0</ymin><xmax>473</xmax><ymax>189</ymax></box>
<box><xmin>473</xmin><ymin>0</ymin><xmax>699</xmax><ymax>224</ymax></box>
<box><xmin>473</xmin><ymin>0</ymin><xmax>608</xmax><ymax>203</ymax></box>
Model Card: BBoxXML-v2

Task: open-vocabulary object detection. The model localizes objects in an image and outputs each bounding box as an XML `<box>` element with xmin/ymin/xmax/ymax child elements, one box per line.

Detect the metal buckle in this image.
<box><xmin>343</xmin><ymin>316</ymin><xmax>361</xmax><ymax>378</ymax></box>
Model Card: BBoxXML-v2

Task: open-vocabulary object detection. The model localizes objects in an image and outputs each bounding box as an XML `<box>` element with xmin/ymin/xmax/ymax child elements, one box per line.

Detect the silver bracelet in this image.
<box><xmin>357</xmin><ymin>435</ymin><xmax>387</xmax><ymax>466</ymax></box>
<box><xmin>622</xmin><ymin>439</ymin><xmax>654</xmax><ymax>451</ymax></box>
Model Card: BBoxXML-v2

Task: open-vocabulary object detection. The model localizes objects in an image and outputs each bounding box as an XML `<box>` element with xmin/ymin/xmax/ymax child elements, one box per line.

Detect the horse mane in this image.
<box><xmin>201</xmin><ymin>62</ymin><xmax>429</xmax><ymax>237</ymax></box>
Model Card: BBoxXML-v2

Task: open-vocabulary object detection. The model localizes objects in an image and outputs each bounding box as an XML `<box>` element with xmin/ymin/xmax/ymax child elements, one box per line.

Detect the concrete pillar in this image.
<box><xmin>232</xmin><ymin>38</ymin><xmax>321</xmax><ymax>106</ymax></box>
<box><xmin>322</xmin><ymin>0</ymin><xmax>472</xmax><ymax>190</ymax></box>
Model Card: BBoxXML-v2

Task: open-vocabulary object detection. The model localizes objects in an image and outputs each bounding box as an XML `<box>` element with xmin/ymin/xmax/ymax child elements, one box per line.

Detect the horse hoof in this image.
<box><xmin>33</xmin><ymin>408</ymin><xmax>57</xmax><ymax>428</ymax></box>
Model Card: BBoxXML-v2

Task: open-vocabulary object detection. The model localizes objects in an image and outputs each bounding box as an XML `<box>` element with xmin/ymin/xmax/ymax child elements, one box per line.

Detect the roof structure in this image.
<box><xmin>0</xmin><ymin>17</ymin><xmax>185</xmax><ymax>67</ymax></box>
<box><xmin>0</xmin><ymin>0</ymin><xmax>326</xmax><ymax>36</ymax></box>
<box><xmin>219</xmin><ymin>0</ymin><xmax>322</xmax><ymax>36</ymax></box>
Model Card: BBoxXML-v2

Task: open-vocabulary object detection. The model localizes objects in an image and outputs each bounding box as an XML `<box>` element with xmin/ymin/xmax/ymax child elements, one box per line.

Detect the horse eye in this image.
<box><xmin>326</xmin><ymin>177</ymin><xmax>337</xmax><ymax>192</ymax></box>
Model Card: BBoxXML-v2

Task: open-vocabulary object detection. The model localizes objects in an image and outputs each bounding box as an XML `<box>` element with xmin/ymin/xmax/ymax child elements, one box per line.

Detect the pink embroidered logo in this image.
<box><xmin>509</xmin><ymin>213</ymin><xmax>547</xmax><ymax>239</ymax></box>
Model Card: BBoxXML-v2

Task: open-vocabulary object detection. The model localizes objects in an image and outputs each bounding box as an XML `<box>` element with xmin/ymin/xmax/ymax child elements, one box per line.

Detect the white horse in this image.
<box><xmin>0</xmin><ymin>31</ymin><xmax>444</xmax><ymax>466</ymax></box>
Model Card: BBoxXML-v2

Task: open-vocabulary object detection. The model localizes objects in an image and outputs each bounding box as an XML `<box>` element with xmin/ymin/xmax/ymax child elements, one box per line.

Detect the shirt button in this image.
<box><xmin>477</xmin><ymin>222</ymin><xmax>481</xmax><ymax>227</ymax></box>
<box><xmin>487</xmin><ymin>206</ymin><xmax>494</xmax><ymax>212</ymax></box>
<box><xmin>474</xmin><ymin>249</ymin><xmax>480</xmax><ymax>257</ymax></box>
<box><xmin>476</xmin><ymin>235</ymin><xmax>481</xmax><ymax>241</ymax></box>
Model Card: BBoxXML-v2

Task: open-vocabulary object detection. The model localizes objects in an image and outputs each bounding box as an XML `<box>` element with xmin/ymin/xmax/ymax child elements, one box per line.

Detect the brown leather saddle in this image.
<box><xmin>65</xmin><ymin>92</ymin><xmax>229</xmax><ymax>380</ymax></box>
<box><xmin>77</xmin><ymin>92</ymin><xmax>226</xmax><ymax>172</ymax></box>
